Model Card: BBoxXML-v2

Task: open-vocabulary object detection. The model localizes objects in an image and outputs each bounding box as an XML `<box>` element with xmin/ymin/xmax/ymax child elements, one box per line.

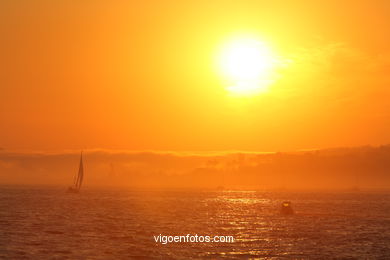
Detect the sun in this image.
<box><xmin>218</xmin><ymin>38</ymin><xmax>277</xmax><ymax>96</ymax></box>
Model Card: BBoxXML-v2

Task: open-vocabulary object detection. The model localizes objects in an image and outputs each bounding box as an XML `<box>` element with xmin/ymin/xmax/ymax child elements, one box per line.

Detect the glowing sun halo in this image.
<box><xmin>219</xmin><ymin>38</ymin><xmax>277</xmax><ymax>96</ymax></box>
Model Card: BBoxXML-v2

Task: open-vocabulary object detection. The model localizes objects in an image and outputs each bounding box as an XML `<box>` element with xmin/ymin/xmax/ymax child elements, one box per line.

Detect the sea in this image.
<box><xmin>0</xmin><ymin>186</ymin><xmax>389</xmax><ymax>259</ymax></box>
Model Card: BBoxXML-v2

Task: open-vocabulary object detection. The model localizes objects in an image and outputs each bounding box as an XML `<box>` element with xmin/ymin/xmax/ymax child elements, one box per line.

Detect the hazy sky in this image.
<box><xmin>1</xmin><ymin>0</ymin><xmax>389</xmax><ymax>152</ymax></box>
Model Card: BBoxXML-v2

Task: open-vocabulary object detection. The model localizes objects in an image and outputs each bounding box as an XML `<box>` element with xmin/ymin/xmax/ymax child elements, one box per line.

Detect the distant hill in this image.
<box><xmin>0</xmin><ymin>145</ymin><xmax>389</xmax><ymax>190</ymax></box>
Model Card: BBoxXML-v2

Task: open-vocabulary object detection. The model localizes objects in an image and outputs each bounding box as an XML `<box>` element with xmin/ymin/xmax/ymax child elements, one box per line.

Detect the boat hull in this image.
<box><xmin>67</xmin><ymin>187</ymin><xmax>80</xmax><ymax>193</ymax></box>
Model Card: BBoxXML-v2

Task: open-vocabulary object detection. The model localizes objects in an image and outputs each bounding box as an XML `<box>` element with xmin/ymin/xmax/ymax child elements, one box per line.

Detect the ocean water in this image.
<box><xmin>0</xmin><ymin>186</ymin><xmax>390</xmax><ymax>259</ymax></box>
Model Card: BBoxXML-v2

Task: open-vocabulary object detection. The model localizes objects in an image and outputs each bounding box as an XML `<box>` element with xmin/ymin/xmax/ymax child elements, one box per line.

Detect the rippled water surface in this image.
<box><xmin>1</xmin><ymin>186</ymin><xmax>390</xmax><ymax>259</ymax></box>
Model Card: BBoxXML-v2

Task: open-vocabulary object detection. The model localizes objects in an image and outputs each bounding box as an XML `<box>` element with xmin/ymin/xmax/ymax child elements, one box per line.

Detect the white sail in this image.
<box><xmin>68</xmin><ymin>152</ymin><xmax>84</xmax><ymax>193</ymax></box>
<box><xmin>76</xmin><ymin>153</ymin><xmax>84</xmax><ymax>189</ymax></box>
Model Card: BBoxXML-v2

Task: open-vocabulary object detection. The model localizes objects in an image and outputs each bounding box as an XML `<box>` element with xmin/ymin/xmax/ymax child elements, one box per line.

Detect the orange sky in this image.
<box><xmin>1</xmin><ymin>0</ymin><xmax>390</xmax><ymax>152</ymax></box>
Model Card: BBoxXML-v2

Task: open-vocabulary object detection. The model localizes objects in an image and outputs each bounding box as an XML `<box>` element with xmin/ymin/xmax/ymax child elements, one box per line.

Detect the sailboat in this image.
<box><xmin>67</xmin><ymin>152</ymin><xmax>84</xmax><ymax>193</ymax></box>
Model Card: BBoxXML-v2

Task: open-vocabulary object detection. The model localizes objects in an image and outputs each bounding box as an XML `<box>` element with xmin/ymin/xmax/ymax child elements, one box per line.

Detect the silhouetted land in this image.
<box><xmin>0</xmin><ymin>145</ymin><xmax>389</xmax><ymax>190</ymax></box>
